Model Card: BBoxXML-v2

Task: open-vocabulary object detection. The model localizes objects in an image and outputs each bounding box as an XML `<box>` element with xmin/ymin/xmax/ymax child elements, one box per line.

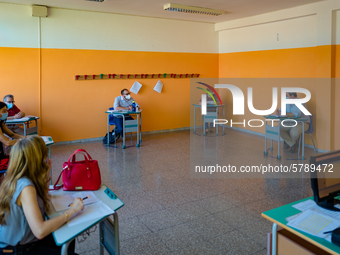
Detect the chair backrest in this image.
<box><xmin>109</xmin><ymin>107</ymin><xmax>114</xmax><ymax>110</ymax></box>
<box><xmin>305</xmin><ymin>114</ymin><xmax>313</xmax><ymax>134</ymax></box>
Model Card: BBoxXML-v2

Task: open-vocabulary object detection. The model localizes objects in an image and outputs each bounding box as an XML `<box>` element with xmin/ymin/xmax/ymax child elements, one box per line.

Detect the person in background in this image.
<box><xmin>0</xmin><ymin>136</ymin><xmax>84</xmax><ymax>254</ymax></box>
<box><xmin>3</xmin><ymin>95</ymin><xmax>25</xmax><ymax>120</ymax></box>
<box><xmin>276</xmin><ymin>92</ymin><xmax>310</xmax><ymax>153</ymax></box>
<box><xmin>0</xmin><ymin>102</ymin><xmax>23</xmax><ymax>162</ymax></box>
<box><xmin>113</xmin><ymin>89</ymin><xmax>140</xmax><ymax>139</ymax></box>
<box><xmin>3</xmin><ymin>95</ymin><xmax>25</xmax><ymax>135</ymax></box>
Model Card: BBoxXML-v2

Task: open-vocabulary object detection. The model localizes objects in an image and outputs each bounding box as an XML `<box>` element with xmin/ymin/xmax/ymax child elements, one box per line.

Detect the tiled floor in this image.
<box><xmin>50</xmin><ymin>128</ymin><xmax>316</xmax><ymax>255</ymax></box>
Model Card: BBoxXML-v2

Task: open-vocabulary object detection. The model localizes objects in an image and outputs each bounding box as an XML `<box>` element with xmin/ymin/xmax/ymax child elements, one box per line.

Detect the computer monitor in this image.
<box><xmin>311</xmin><ymin>150</ymin><xmax>340</xmax><ymax>211</ymax></box>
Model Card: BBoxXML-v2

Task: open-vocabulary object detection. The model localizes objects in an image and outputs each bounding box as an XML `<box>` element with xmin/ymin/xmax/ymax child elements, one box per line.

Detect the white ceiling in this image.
<box><xmin>2</xmin><ymin>0</ymin><xmax>324</xmax><ymax>23</ymax></box>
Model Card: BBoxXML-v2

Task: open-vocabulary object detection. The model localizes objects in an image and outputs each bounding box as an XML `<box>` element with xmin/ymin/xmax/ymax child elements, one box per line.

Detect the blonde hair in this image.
<box><xmin>0</xmin><ymin>136</ymin><xmax>50</xmax><ymax>225</ymax></box>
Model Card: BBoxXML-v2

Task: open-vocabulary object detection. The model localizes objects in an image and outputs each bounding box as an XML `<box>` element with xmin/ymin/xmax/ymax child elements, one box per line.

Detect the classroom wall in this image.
<box><xmin>0</xmin><ymin>3</ymin><xmax>218</xmax><ymax>142</ymax></box>
<box><xmin>216</xmin><ymin>0</ymin><xmax>340</xmax><ymax>151</ymax></box>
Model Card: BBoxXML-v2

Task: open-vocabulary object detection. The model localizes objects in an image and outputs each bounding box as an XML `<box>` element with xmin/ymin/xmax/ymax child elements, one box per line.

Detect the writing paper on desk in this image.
<box><xmin>130</xmin><ymin>81</ymin><xmax>142</xmax><ymax>94</ymax></box>
<box><xmin>292</xmin><ymin>200</ymin><xmax>340</xmax><ymax>220</ymax></box>
<box><xmin>287</xmin><ymin>209</ymin><xmax>340</xmax><ymax>238</ymax></box>
<box><xmin>154</xmin><ymin>80</ymin><xmax>163</xmax><ymax>93</ymax></box>
<box><xmin>50</xmin><ymin>191</ymin><xmax>99</xmax><ymax>212</ymax></box>
<box><xmin>67</xmin><ymin>201</ymin><xmax>114</xmax><ymax>227</ymax></box>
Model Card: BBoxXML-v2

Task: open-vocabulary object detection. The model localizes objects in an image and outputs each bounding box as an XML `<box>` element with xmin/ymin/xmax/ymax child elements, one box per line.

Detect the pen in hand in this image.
<box><xmin>324</xmin><ymin>230</ymin><xmax>334</xmax><ymax>234</ymax></box>
<box><xmin>68</xmin><ymin>196</ymin><xmax>90</xmax><ymax>207</ymax></box>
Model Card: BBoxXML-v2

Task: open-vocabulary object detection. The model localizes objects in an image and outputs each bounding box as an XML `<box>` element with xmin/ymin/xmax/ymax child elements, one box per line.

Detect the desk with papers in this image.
<box><xmin>5</xmin><ymin>116</ymin><xmax>39</xmax><ymax>136</ymax></box>
<box><xmin>47</xmin><ymin>185</ymin><xmax>124</xmax><ymax>255</ymax></box>
<box><xmin>262</xmin><ymin>197</ymin><xmax>340</xmax><ymax>255</ymax></box>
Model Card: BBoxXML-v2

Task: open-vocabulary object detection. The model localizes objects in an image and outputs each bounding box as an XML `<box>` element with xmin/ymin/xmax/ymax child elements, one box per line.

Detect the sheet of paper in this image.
<box><xmin>50</xmin><ymin>191</ymin><xmax>99</xmax><ymax>212</ymax></box>
<box><xmin>154</xmin><ymin>80</ymin><xmax>163</xmax><ymax>93</ymax></box>
<box><xmin>287</xmin><ymin>209</ymin><xmax>340</xmax><ymax>238</ymax></box>
<box><xmin>292</xmin><ymin>200</ymin><xmax>317</xmax><ymax>211</ymax></box>
<box><xmin>130</xmin><ymin>81</ymin><xmax>142</xmax><ymax>94</ymax></box>
<box><xmin>67</xmin><ymin>201</ymin><xmax>114</xmax><ymax>227</ymax></box>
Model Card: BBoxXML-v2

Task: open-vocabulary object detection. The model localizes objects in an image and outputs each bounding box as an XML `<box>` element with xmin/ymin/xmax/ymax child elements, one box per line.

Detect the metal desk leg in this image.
<box><xmin>277</xmin><ymin>122</ymin><xmax>281</xmax><ymax>160</ymax></box>
<box><xmin>194</xmin><ymin>105</ymin><xmax>196</xmax><ymax>134</ymax></box>
<box><xmin>122</xmin><ymin>115</ymin><xmax>126</xmax><ymax>149</ymax></box>
<box><xmin>223</xmin><ymin>105</ymin><xmax>225</xmax><ymax>134</ymax></box>
<box><xmin>136</xmin><ymin>114</ymin><xmax>140</xmax><ymax>147</ymax></box>
<box><xmin>203</xmin><ymin>115</ymin><xmax>206</xmax><ymax>135</ymax></box>
<box><xmin>272</xmin><ymin>223</ymin><xmax>277</xmax><ymax>255</ymax></box>
<box><xmin>61</xmin><ymin>240</ymin><xmax>71</xmax><ymax>255</ymax></box>
<box><xmin>302</xmin><ymin>122</ymin><xmax>305</xmax><ymax>160</ymax></box>
<box><xmin>107</xmin><ymin>113</ymin><xmax>110</xmax><ymax>147</ymax></box>
<box><xmin>264</xmin><ymin>120</ymin><xmax>268</xmax><ymax>155</ymax></box>
<box><xmin>23</xmin><ymin>123</ymin><xmax>27</xmax><ymax>136</ymax></box>
<box><xmin>139</xmin><ymin>112</ymin><xmax>142</xmax><ymax>144</ymax></box>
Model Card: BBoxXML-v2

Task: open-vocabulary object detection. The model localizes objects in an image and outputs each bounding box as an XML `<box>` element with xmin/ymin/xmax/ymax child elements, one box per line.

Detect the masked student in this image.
<box><xmin>3</xmin><ymin>95</ymin><xmax>25</xmax><ymax>135</ymax></box>
<box><xmin>0</xmin><ymin>101</ymin><xmax>24</xmax><ymax>171</ymax></box>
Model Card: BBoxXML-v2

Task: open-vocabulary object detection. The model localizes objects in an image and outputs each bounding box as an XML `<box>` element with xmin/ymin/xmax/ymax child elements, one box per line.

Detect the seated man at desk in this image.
<box><xmin>113</xmin><ymin>89</ymin><xmax>139</xmax><ymax>139</ymax></box>
<box><xmin>276</xmin><ymin>92</ymin><xmax>310</xmax><ymax>153</ymax></box>
<box><xmin>3</xmin><ymin>94</ymin><xmax>25</xmax><ymax>134</ymax></box>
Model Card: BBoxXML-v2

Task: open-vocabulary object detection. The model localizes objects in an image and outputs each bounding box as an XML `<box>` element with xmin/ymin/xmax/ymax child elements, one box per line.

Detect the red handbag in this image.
<box><xmin>53</xmin><ymin>149</ymin><xmax>101</xmax><ymax>191</ymax></box>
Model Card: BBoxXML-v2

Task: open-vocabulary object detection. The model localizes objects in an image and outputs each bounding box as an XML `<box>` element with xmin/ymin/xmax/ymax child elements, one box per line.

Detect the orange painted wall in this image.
<box><xmin>218</xmin><ymin>46</ymin><xmax>339</xmax><ymax>151</ymax></box>
<box><xmin>40</xmin><ymin>49</ymin><xmax>218</xmax><ymax>142</ymax></box>
<box><xmin>0</xmin><ymin>47</ymin><xmax>40</xmax><ymax>117</ymax></box>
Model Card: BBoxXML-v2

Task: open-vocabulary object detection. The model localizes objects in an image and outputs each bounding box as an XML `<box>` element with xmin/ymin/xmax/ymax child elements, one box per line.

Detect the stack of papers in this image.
<box><xmin>288</xmin><ymin>200</ymin><xmax>340</xmax><ymax>242</ymax></box>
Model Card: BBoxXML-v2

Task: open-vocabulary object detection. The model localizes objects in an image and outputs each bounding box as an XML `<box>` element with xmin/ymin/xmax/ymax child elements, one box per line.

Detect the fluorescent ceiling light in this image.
<box><xmin>164</xmin><ymin>3</ymin><xmax>225</xmax><ymax>16</ymax></box>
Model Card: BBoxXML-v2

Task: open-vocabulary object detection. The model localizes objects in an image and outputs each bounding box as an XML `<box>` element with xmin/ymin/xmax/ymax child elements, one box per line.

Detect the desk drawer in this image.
<box><xmin>276</xmin><ymin>229</ymin><xmax>331</xmax><ymax>255</ymax></box>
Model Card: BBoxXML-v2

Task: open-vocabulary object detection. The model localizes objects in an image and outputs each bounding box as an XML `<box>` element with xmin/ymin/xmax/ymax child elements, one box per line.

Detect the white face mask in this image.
<box><xmin>125</xmin><ymin>95</ymin><xmax>131</xmax><ymax>100</ymax></box>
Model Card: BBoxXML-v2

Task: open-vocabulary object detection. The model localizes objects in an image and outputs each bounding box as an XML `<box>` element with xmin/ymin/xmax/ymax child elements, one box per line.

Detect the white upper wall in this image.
<box><xmin>216</xmin><ymin>0</ymin><xmax>340</xmax><ymax>53</ymax></box>
<box><xmin>218</xmin><ymin>15</ymin><xmax>317</xmax><ymax>53</ymax></box>
<box><xmin>0</xmin><ymin>2</ymin><xmax>219</xmax><ymax>53</ymax></box>
<box><xmin>0</xmin><ymin>3</ymin><xmax>39</xmax><ymax>48</ymax></box>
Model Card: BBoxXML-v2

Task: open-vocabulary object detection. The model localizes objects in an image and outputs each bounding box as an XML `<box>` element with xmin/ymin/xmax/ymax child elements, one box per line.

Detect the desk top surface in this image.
<box><xmin>192</xmin><ymin>104</ymin><xmax>225</xmax><ymax>107</ymax></box>
<box><xmin>262</xmin><ymin>197</ymin><xmax>340</xmax><ymax>254</ymax></box>
<box><xmin>5</xmin><ymin>116</ymin><xmax>40</xmax><ymax>123</ymax></box>
<box><xmin>263</xmin><ymin>115</ymin><xmax>309</xmax><ymax>121</ymax></box>
<box><xmin>105</xmin><ymin>110</ymin><xmax>142</xmax><ymax>114</ymax></box>
<box><xmin>47</xmin><ymin>185</ymin><xmax>123</xmax><ymax>246</ymax></box>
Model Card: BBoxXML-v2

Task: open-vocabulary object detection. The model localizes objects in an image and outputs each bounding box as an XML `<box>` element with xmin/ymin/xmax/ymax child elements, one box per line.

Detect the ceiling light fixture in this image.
<box><xmin>163</xmin><ymin>3</ymin><xmax>225</xmax><ymax>16</ymax></box>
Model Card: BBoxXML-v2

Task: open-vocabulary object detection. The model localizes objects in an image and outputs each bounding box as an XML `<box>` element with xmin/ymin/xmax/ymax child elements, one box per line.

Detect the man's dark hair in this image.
<box><xmin>0</xmin><ymin>102</ymin><xmax>7</xmax><ymax>110</ymax></box>
<box><xmin>3</xmin><ymin>94</ymin><xmax>13</xmax><ymax>101</ymax></box>
<box><xmin>288</xmin><ymin>93</ymin><xmax>297</xmax><ymax>98</ymax></box>
<box><xmin>121</xmin><ymin>89</ymin><xmax>128</xmax><ymax>95</ymax></box>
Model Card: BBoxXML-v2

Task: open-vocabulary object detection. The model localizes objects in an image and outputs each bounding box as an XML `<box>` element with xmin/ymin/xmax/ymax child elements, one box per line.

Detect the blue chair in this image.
<box><xmin>298</xmin><ymin>115</ymin><xmax>317</xmax><ymax>154</ymax></box>
<box><xmin>108</xmin><ymin>107</ymin><xmax>116</xmax><ymax>126</ymax></box>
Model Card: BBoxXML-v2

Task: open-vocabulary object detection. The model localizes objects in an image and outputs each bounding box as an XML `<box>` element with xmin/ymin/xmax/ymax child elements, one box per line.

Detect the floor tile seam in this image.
<box><xmin>231</xmin><ymin>229</ymin><xmax>267</xmax><ymax>252</ymax></box>
<box><xmin>136</xmin><ymin>214</ymin><xmax>186</xmax><ymax>233</ymax></box>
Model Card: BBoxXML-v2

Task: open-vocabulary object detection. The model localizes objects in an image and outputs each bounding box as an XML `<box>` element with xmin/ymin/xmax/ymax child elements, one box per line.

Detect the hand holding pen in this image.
<box><xmin>68</xmin><ymin>196</ymin><xmax>89</xmax><ymax>207</ymax></box>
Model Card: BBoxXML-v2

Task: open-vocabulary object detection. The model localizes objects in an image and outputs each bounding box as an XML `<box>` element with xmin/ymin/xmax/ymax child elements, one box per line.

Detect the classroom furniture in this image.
<box><xmin>5</xmin><ymin>116</ymin><xmax>39</xmax><ymax>136</ymax></box>
<box><xmin>263</xmin><ymin>116</ymin><xmax>309</xmax><ymax>160</ymax></box>
<box><xmin>46</xmin><ymin>185</ymin><xmax>124</xmax><ymax>255</ymax></box>
<box><xmin>262</xmin><ymin>197</ymin><xmax>340</xmax><ymax>255</ymax></box>
<box><xmin>105</xmin><ymin>110</ymin><xmax>142</xmax><ymax>149</ymax></box>
<box><xmin>192</xmin><ymin>104</ymin><xmax>225</xmax><ymax>135</ymax></box>
<box><xmin>298</xmin><ymin>115</ymin><xmax>317</xmax><ymax>154</ymax></box>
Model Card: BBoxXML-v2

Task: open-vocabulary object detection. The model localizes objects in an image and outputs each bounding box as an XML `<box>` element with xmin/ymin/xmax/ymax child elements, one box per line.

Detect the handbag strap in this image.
<box><xmin>66</xmin><ymin>150</ymin><xmax>93</xmax><ymax>179</ymax></box>
<box><xmin>50</xmin><ymin>166</ymin><xmax>67</xmax><ymax>190</ymax></box>
<box><xmin>71</xmin><ymin>149</ymin><xmax>93</xmax><ymax>162</ymax></box>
